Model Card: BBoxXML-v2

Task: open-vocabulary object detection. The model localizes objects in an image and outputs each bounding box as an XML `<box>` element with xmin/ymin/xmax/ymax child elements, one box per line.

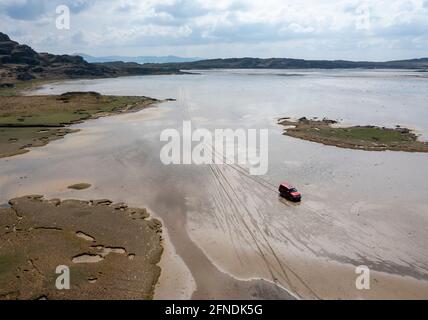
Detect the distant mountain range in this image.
<box><xmin>143</xmin><ymin>57</ymin><xmax>428</xmax><ymax>70</ymax></box>
<box><xmin>77</xmin><ymin>53</ymin><xmax>201</xmax><ymax>64</ymax></box>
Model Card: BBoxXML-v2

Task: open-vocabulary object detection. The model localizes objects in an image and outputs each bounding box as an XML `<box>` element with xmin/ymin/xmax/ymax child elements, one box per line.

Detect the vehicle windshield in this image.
<box><xmin>289</xmin><ymin>188</ymin><xmax>298</xmax><ymax>193</ymax></box>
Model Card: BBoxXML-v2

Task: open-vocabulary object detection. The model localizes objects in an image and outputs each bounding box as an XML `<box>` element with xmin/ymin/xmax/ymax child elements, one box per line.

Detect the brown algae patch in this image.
<box><xmin>0</xmin><ymin>195</ymin><xmax>163</xmax><ymax>300</ymax></box>
<box><xmin>68</xmin><ymin>183</ymin><xmax>92</xmax><ymax>190</ymax></box>
<box><xmin>278</xmin><ymin>117</ymin><xmax>428</xmax><ymax>152</ymax></box>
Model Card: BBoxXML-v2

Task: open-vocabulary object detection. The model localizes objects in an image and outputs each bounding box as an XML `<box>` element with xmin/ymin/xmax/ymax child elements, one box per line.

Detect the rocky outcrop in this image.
<box><xmin>0</xmin><ymin>32</ymin><xmax>118</xmax><ymax>81</ymax></box>
<box><xmin>0</xmin><ymin>32</ymin><xmax>181</xmax><ymax>83</ymax></box>
<box><xmin>0</xmin><ymin>33</ymin><xmax>10</xmax><ymax>42</ymax></box>
<box><xmin>0</xmin><ymin>33</ymin><xmax>39</xmax><ymax>65</ymax></box>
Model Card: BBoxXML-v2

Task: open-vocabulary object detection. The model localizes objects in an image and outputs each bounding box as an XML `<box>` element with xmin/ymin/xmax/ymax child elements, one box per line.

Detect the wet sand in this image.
<box><xmin>0</xmin><ymin>108</ymin><xmax>295</xmax><ymax>300</ymax></box>
<box><xmin>1</xmin><ymin>108</ymin><xmax>427</xmax><ymax>299</ymax></box>
<box><xmin>152</xmin><ymin>186</ymin><xmax>295</xmax><ymax>299</ymax></box>
<box><xmin>1</xmin><ymin>70</ymin><xmax>428</xmax><ymax>299</ymax></box>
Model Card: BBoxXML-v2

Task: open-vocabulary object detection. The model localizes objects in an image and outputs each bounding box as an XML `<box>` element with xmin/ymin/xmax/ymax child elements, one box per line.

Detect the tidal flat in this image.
<box><xmin>1</xmin><ymin>69</ymin><xmax>428</xmax><ymax>299</ymax></box>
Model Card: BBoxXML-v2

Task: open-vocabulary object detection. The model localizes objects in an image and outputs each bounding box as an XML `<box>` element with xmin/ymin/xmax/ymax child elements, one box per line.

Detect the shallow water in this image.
<box><xmin>2</xmin><ymin>69</ymin><xmax>428</xmax><ymax>299</ymax></box>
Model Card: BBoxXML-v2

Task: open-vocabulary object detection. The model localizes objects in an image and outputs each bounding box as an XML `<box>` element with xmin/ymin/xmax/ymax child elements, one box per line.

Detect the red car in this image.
<box><xmin>279</xmin><ymin>183</ymin><xmax>302</xmax><ymax>202</ymax></box>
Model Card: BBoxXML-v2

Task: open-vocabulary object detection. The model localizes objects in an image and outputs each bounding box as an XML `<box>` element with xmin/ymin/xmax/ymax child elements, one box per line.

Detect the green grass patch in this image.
<box><xmin>0</xmin><ymin>112</ymin><xmax>91</xmax><ymax>126</ymax></box>
<box><xmin>0</xmin><ymin>92</ymin><xmax>156</xmax><ymax>158</ymax></box>
<box><xmin>316</xmin><ymin>126</ymin><xmax>413</xmax><ymax>143</ymax></box>
<box><xmin>0</xmin><ymin>94</ymin><xmax>152</xmax><ymax>127</ymax></box>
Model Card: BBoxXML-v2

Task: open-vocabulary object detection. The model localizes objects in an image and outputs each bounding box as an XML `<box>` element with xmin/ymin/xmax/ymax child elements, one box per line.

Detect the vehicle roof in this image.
<box><xmin>280</xmin><ymin>182</ymin><xmax>295</xmax><ymax>188</ymax></box>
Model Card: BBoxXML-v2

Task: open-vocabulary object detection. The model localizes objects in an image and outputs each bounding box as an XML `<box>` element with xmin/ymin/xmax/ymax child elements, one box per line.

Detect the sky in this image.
<box><xmin>0</xmin><ymin>0</ymin><xmax>427</xmax><ymax>61</ymax></box>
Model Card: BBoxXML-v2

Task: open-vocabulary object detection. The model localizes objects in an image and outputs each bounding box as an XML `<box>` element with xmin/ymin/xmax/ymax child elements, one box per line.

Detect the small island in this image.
<box><xmin>0</xmin><ymin>87</ymin><xmax>159</xmax><ymax>158</ymax></box>
<box><xmin>278</xmin><ymin>117</ymin><xmax>428</xmax><ymax>152</ymax></box>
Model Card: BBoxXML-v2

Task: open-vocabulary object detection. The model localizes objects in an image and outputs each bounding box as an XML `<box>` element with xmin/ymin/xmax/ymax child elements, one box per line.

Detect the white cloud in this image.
<box><xmin>0</xmin><ymin>0</ymin><xmax>427</xmax><ymax>60</ymax></box>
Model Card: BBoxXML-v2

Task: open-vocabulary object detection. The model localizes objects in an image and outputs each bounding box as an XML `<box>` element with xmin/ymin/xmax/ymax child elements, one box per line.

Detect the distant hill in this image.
<box><xmin>77</xmin><ymin>53</ymin><xmax>201</xmax><ymax>64</ymax></box>
<box><xmin>143</xmin><ymin>57</ymin><xmax>428</xmax><ymax>70</ymax></box>
<box><xmin>1</xmin><ymin>31</ymin><xmax>427</xmax><ymax>84</ymax></box>
<box><xmin>0</xmin><ymin>32</ymin><xmax>182</xmax><ymax>83</ymax></box>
